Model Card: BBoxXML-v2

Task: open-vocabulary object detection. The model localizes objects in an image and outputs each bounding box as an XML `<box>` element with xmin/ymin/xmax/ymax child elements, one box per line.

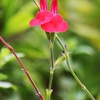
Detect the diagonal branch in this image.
<box><xmin>55</xmin><ymin>34</ymin><xmax>95</xmax><ymax>100</ymax></box>
<box><xmin>0</xmin><ymin>36</ymin><xmax>44</xmax><ymax>100</ymax></box>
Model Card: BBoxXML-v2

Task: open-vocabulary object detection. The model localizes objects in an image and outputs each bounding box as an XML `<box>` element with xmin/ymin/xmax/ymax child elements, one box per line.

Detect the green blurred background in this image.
<box><xmin>0</xmin><ymin>0</ymin><xmax>100</xmax><ymax>100</ymax></box>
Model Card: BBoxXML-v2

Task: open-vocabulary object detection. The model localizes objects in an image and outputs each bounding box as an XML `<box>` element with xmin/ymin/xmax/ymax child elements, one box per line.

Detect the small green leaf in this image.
<box><xmin>0</xmin><ymin>81</ymin><xmax>17</xmax><ymax>90</ymax></box>
<box><xmin>0</xmin><ymin>73</ymin><xmax>8</xmax><ymax>80</ymax></box>
<box><xmin>46</xmin><ymin>89</ymin><xmax>53</xmax><ymax>97</ymax></box>
<box><xmin>0</xmin><ymin>48</ymin><xmax>10</xmax><ymax>58</ymax></box>
<box><xmin>54</xmin><ymin>52</ymin><xmax>71</xmax><ymax>67</ymax></box>
<box><xmin>74</xmin><ymin>45</ymin><xmax>95</xmax><ymax>55</ymax></box>
<box><xmin>54</xmin><ymin>54</ymin><xmax>65</xmax><ymax>67</ymax></box>
<box><xmin>0</xmin><ymin>47</ymin><xmax>25</xmax><ymax>68</ymax></box>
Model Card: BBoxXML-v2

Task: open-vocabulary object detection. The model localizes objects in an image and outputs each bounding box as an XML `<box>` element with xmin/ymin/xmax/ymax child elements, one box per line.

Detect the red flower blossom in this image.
<box><xmin>41</xmin><ymin>0</ymin><xmax>68</xmax><ymax>32</ymax></box>
<box><xmin>30</xmin><ymin>0</ymin><xmax>53</xmax><ymax>26</ymax></box>
<box><xmin>30</xmin><ymin>0</ymin><xmax>68</xmax><ymax>33</ymax></box>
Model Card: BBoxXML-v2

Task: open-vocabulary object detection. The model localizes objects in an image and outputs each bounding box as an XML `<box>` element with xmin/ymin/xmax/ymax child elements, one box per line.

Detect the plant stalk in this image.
<box><xmin>47</xmin><ymin>35</ymin><xmax>55</xmax><ymax>100</ymax></box>
<box><xmin>33</xmin><ymin>0</ymin><xmax>40</xmax><ymax>10</ymax></box>
<box><xmin>0</xmin><ymin>36</ymin><xmax>44</xmax><ymax>100</ymax></box>
<box><xmin>55</xmin><ymin>34</ymin><xmax>95</xmax><ymax>100</ymax></box>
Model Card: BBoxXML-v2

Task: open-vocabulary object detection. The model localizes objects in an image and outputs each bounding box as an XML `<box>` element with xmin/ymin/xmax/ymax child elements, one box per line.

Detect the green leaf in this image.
<box><xmin>0</xmin><ymin>81</ymin><xmax>17</xmax><ymax>90</ymax></box>
<box><xmin>0</xmin><ymin>47</ymin><xmax>25</xmax><ymax>68</ymax></box>
<box><xmin>54</xmin><ymin>54</ymin><xmax>65</xmax><ymax>67</ymax></box>
<box><xmin>97</xmin><ymin>93</ymin><xmax>100</xmax><ymax>100</ymax></box>
<box><xmin>0</xmin><ymin>47</ymin><xmax>10</xmax><ymax>58</ymax></box>
<box><xmin>1</xmin><ymin>0</ymin><xmax>17</xmax><ymax>21</ymax></box>
<box><xmin>3</xmin><ymin>2</ymin><xmax>36</xmax><ymax>38</ymax></box>
<box><xmin>0</xmin><ymin>73</ymin><xmax>8</xmax><ymax>80</ymax></box>
<box><xmin>71</xmin><ymin>23</ymin><xmax>100</xmax><ymax>50</ymax></box>
<box><xmin>74</xmin><ymin>45</ymin><xmax>95</xmax><ymax>55</ymax></box>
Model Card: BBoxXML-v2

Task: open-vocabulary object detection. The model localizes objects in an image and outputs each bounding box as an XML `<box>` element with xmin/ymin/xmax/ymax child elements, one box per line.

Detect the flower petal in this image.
<box><xmin>40</xmin><ymin>0</ymin><xmax>47</xmax><ymax>10</ymax></box>
<box><xmin>30</xmin><ymin>11</ymin><xmax>53</xmax><ymax>26</ymax></box>
<box><xmin>41</xmin><ymin>14</ymin><xmax>68</xmax><ymax>32</ymax></box>
<box><xmin>51</xmin><ymin>0</ymin><xmax>58</xmax><ymax>14</ymax></box>
<box><xmin>56</xmin><ymin>21</ymin><xmax>68</xmax><ymax>32</ymax></box>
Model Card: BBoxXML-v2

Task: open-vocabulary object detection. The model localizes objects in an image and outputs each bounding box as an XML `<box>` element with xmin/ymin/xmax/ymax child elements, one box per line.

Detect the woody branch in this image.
<box><xmin>0</xmin><ymin>36</ymin><xmax>44</xmax><ymax>100</ymax></box>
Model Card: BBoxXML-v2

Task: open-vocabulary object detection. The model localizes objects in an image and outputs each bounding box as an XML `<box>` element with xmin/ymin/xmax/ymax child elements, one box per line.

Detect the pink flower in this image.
<box><xmin>41</xmin><ymin>0</ymin><xmax>68</xmax><ymax>32</ymax></box>
<box><xmin>30</xmin><ymin>0</ymin><xmax>68</xmax><ymax>33</ymax></box>
<box><xmin>30</xmin><ymin>0</ymin><xmax>53</xmax><ymax>26</ymax></box>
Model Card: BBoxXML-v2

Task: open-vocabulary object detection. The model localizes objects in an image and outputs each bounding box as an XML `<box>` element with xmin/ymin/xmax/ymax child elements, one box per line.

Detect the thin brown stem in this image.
<box><xmin>0</xmin><ymin>36</ymin><xmax>44</xmax><ymax>100</ymax></box>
